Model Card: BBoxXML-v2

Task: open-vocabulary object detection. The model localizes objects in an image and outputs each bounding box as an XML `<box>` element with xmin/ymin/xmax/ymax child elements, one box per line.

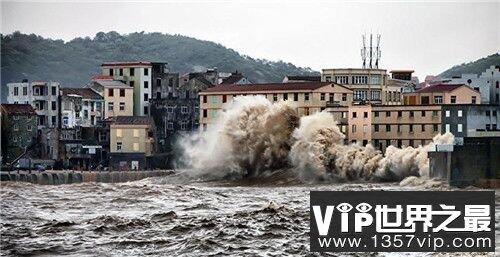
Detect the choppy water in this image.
<box><xmin>1</xmin><ymin>172</ymin><xmax>498</xmax><ymax>256</ymax></box>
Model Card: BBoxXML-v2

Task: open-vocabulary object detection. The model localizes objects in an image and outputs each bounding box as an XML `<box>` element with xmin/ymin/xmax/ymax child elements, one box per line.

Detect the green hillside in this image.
<box><xmin>439</xmin><ymin>53</ymin><xmax>499</xmax><ymax>78</ymax></box>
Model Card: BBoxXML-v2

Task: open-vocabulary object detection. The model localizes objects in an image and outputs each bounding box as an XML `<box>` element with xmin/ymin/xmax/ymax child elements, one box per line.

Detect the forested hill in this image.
<box><xmin>1</xmin><ymin>31</ymin><xmax>318</xmax><ymax>100</ymax></box>
<box><xmin>439</xmin><ymin>53</ymin><xmax>499</xmax><ymax>78</ymax></box>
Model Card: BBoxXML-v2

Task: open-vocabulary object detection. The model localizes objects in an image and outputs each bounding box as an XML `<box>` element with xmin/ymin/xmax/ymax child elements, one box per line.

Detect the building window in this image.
<box><xmin>386</xmin><ymin>111</ymin><xmax>391</xmax><ymax>117</ymax></box>
<box><xmin>421</xmin><ymin>111</ymin><xmax>426</xmax><ymax>117</ymax></box>
<box><xmin>363</xmin><ymin>125</ymin><xmax>367</xmax><ymax>133</ymax></box>
<box><xmin>320</xmin><ymin>93</ymin><xmax>325</xmax><ymax>101</ymax></box>
<box><xmin>133</xmin><ymin>143</ymin><xmax>139</xmax><ymax>151</ymax></box>
<box><xmin>130</xmin><ymin>68</ymin><xmax>135</xmax><ymax>76</ymax></box>
<box><xmin>352</xmin><ymin>112</ymin><xmax>357</xmax><ymax>118</ymax></box>
<box><xmin>374</xmin><ymin>124</ymin><xmax>379</xmax><ymax>132</ymax></box>
<box><xmin>433</xmin><ymin>124</ymin><xmax>438</xmax><ymax>132</ymax></box>
<box><xmin>51</xmin><ymin>116</ymin><xmax>56</xmax><ymax>126</ymax></box>
<box><xmin>109</xmin><ymin>69</ymin><xmax>114</xmax><ymax>76</ymax></box>
<box><xmin>13</xmin><ymin>124</ymin><xmax>19</xmax><ymax>131</ymax></box>
<box><xmin>486</xmin><ymin>124</ymin><xmax>491</xmax><ymax>130</ymax></box>
<box><xmin>409</xmin><ymin>124</ymin><xmax>413</xmax><ymax>133</ymax></box>
<box><xmin>117</xmin><ymin>142</ymin><xmax>122</xmax><ymax>151</ymax></box>
<box><xmin>119</xmin><ymin>102</ymin><xmax>125</xmax><ymax>111</ymax></box>
<box><xmin>273</xmin><ymin>94</ymin><xmax>278</xmax><ymax>102</ymax></box>
<box><xmin>421</xmin><ymin>124</ymin><xmax>425</xmax><ymax>132</ymax></box>
<box><xmin>432</xmin><ymin>110</ymin><xmax>439</xmax><ymax>117</ymax></box>
<box><xmin>363</xmin><ymin>112</ymin><xmax>368</xmax><ymax>118</ymax></box>
<box><xmin>211</xmin><ymin>110</ymin><xmax>218</xmax><ymax>119</ymax></box>
<box><xmin>144</xmin><ymin>81</ymin><xmax>149</xmax><ymax>88</ymax></box>
<box><xmin>203</xmin><ymin>95</ymin><xmax>207</xmax><ymax>103</ymax></box>
<box><xmin>108</xmin><ymin>89</ymin><xmax>114</xmax><ymax>97</ymax></box>
<box><xmin>397</xmin><ymin>125</ymin><xmax>402</xmax><ymax>133</ymax></box>
<box><xmin>108</xmin><ymin>102</ymin><xmax>114</xmax><ymax>111</ymax></box>
<box><xmin>342</xmin><ymin>112</ymin><xmax>347</xmax><ymax>119</ymax></box>
<box><xmin>13</xmin><ymin>87</ymin><xmax>18</xmax><ymax>96</ymax></box>
<box><xmin>51</xmin><ymin>101</ymin><xmax>57</xmax><ymax>110</ymax></box>
<box><xmin>457</xmin><ymin>124</ymin><xmax>463</xmax><ymax>133</ymax></box>
<box><xmin>144</xmin><ymin>68</ymin><xmax>149</xmax><ymax>76</ymax></box>
<box><xmin>167</xmin><ymin>107</ymin><xmax>174</xmax><ymax>113</ymax></box>
<box><xmin>181</xmin><ymin>106</ymin><xmax>188</xmax><ymax>114</ymax></box>
<box><xmin>203</xmin><ymin>109</ymin><xmax>207</xmax><ymax>118</ymax></box>
<box><xmin>133</xmin><ymin>129</ymin><xmax>139</xmax><ymax>137</ymax></box>
<box><xmin>304</xmin><ymin>93</ymin><xmax>310</xmax><ymax>101</ymax></box>
<box><xmin>352</xmin><ymin>125</ymin><xmax>356</xmax><ymax>133</ymax></box>
<box><xmin>493</xmin><ymin>110</ymin><xmax>497</xmax><ymax>117</ymax></box>
<box><xmin>22</xmin><ymin>87</ymin><xmax>27</xmax><ymax>95</ymax></box>
<box><xmin>222</xmin><ymin>95</ymin><xmax>227</xmax><ymax>103</ymax></box>
<box><xmin>120</xmin><ymin>89</ymin><xmax>125</xmax><ymax>97</ymax></box>
<box><xmin>386</xmin><ymin>124</ymin><xmax>391</xmax><ymax>132</ymax></box>
<box><xmin>471</xmin><ymin>96</ymin><xmax>476</xmax><ymax>104</ymax></box>
<box><xmin>167</xmin><ymin>122</ymin><xmax>174</xmax><ymax>130</ymax></box>
<box><xmin>84</xmin><ymin>110</ymin><xmax>88</xmax><ymax>119</ymax></box>
<box><xmin>325</xmin><ymin>76</ymin><xmax>331</xmax><ymax>82</ymax></box>
<box><xmin>211</xmin><ymin>96</ymin><xmax>218</xmax><ymax>104</ymax></box>
<box><xmin>119</xmin><ymin>68</ymin><xmax>123</xmax><ymax>76</ymax></box>
<box><xmin>445</xmin><ymin>124</ymin><xmax>450</xmax><ymax>133</ymax></box>
<box><xmin>486</xmin><ymin>110</ymin><xmax>490</xmax><ymax>116</ymax></box>
<box><xmin>283</xmin><ymin>93</ymin><xmax>288</xmax><ymax>101</ymax></box>
<box><xmin>143</xmin><ymin>93</ymin><xmax>148</xmax><ymax>101</ymax></box>
<box><xmin>434</xmin><ymin>96</ymin><xmax>443</xmax><ymax>104</ymax></box>
<box><xmin>386</xmin><ymin>140</ymin><xmax>391</xmax><ymax>147</ymax></box>
<box><xmin>342</xmin><ymin>93</ymin><xmax>347</xmax><ymax>101</ymax></box>
<box><xmin>116</xmin><ymin>129</ymin><xmax>122</xmax><ymax>137</ymax></box>
<box><xmin>143</xmin><ymin>106</ymin><xmax>149</xmax><ymax>115</ymax></box>
<box><xmin>458</xmin><ymin>110</ymin><xmax>463</xmax><ymax>117</ymax></box>
<box><xmin>374</xmin><ymin>111</ymin><xmax>379</xmax><ymax>117</ymax></box>
<box><xmin>130</xmin><ymin>81</ymin><xmax>135</xmax><ymax>87</ymax></box>
<box><xmin>293</xmin><ymin>93</ymin><xmax>299</xmax><ymax>101</ymax></box>
<box><xmin>445</xmin><ymin>110</ymin><xmax>450</xmax><ymax>117</ymax></box>
<box><xmin>27</xmin><ymin>125</ymin><xmax>32</xmax><ymax>131</ymax></box>
<box><xmin>450</xmin><ymin>95</ymin><xmax>456</xmax><ymax>103</ymax></box>
<box><xmin>398</xmin><ymin>111</ymin><xmax>402</xmax><ymax>118</ymax></box>
<box><xmin>63</xmin><ymin>117</ymin><xmax>68</xmax><ymax>125</ymax></box>
<box><xmin>180</xmin><ymin>122</ymin><xmax>187</xmax><ymax>130</ymax></box>
<box><xmin>409</xmin><ymin>111</ymin><xmax>414</xmax><ymax>118</ymax></box>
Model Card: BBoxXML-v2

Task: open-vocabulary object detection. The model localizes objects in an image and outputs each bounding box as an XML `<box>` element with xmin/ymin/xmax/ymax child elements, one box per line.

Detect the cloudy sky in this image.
<box><xmin>1</xmin><ymin>0</ymin><xmax>499</xmax><ymax>80</ymax></box>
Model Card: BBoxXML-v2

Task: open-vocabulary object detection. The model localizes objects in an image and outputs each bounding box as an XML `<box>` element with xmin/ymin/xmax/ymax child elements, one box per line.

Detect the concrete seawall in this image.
<box><xmin>0</xmin><ymin>170</ymin><xmax>174</xmax><ymax>185</ymax></box>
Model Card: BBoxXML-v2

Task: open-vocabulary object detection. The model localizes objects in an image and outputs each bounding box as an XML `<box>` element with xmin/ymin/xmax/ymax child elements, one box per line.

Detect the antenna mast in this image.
<box><xmin>361</xmin><ymin>34</ymin><xmax>367</xmax><ymax>69</ymax></box>
<box><xmin>375</xmin><ymin>34</ymin><xmax>381</xmax><ymax>69</ymax></box>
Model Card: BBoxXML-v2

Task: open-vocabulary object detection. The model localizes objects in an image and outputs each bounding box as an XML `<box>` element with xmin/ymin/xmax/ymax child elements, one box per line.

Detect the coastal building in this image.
<box><xmin>108</xmin><ymin>116</ymin><xmax>155</xmax><ymax>170</ymax></box>
<box><xmin>101</xmin><ymin>62</ymin><xmax>152</xmax><ymax>116</ymax></box>
<box><xmin>199</xmin><ymin>82</ymin><xmax>353</xmax><ymax>129</ymax></box>
<box><xmin>7</xmin><ymin>81</ymin><xmax>60</xmax><ymax>129</ymax></box>
<box><xmin>90</xmin><ymin>77</ymin><xmax>134</xmax><ymax>118</ymax></box>
<box><xmin>321</xmin><ymin>68</ymin><xmax>402</xmax><ymax>105</ymax></box>
<box><xmin>0</xmin><ymin>104</ymin><xmax>38</xmax><ymax>164</ymax></box>
<box><xmin>327</xmin><ymin>104</ymin><xmax>443</xmax><ymax>151</ymax></box>
<box><xmin>60</xmin><ymin>88</ymin><xmax>104</xmax><ymax>128</ymax></box>
<box><xmin>402</xmin><ymin>84</ymin><xmax>482</xmax><ymax>105</ymax></box>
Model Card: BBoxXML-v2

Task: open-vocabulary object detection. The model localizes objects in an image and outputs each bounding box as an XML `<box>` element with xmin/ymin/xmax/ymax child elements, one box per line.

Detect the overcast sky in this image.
<box><xmin>1</xmin><ymin>0</ymin><xmax>499</xmax><ymax>80</ymax></box>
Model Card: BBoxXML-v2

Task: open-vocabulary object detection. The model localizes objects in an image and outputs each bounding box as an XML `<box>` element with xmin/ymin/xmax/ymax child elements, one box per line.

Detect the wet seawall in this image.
<box><xmin>0</xmin><ymin>170</ymin><xmax>174</xmax><ymax>185</ymax></box>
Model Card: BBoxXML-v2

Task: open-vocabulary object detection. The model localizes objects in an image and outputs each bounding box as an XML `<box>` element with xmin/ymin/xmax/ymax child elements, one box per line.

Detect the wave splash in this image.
<box><xmin>179</xmin><ymin>95</ymin><xmax>453</xmax><ymax>181</ymax></box>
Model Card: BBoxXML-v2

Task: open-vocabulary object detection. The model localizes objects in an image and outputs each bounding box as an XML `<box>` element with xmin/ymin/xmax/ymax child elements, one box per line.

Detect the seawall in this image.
<box><xmin>0</xmin><ymin>170</ymin><xmax>174</xmax><ymax>185</ymax></box>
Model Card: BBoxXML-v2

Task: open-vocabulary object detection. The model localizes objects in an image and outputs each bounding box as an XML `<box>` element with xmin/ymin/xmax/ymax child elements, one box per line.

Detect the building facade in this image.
<box><xmin>199</xmin><ymin>82</ymin><xmax>353</xmax><ymax>129</ymax></box>
<box><xmin>403</xmin><ymin>84</ymin><xmax>482</xmax><ymax>105</ymax></box>
<box><xmin>101</xmin><ymin>62</ymin><xmax>152</xmax><ymax>116</ymax></box>
<box><xmin>108</xmin><ymin>116</ymin><xmax>155</xmax><ymax>170</ymax></box>
<box><xmin>90</xmin><ymin>78</ymin><xmax>134</xmax><ymax>118</ymax></box>
<box><xmin>60</xmin><ymin>88</ymin><xmax>104</xmax><ymax>128</ymax></box>
<box><xmin>7</xmin><ymin>81</ymin><xmax>60</xmax><ymax>129</ymax></box>
<box><xmin>321</xmin><ymin>68</ymin><xmax>403</xmax><ymax>105</ymax></box>
<box><xmin>0</xmin><ymin>104</ymin><xmax>38</xmax><ymax>164</ymax></box>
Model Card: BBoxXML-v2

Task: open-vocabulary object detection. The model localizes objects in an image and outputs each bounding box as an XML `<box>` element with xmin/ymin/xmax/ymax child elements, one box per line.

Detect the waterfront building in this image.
<box><xmin>60</xmin><ymin>88</ymin><xmax>104</xmax><ymax>128</ymax></box>
<box><xmin>108</xmin><ymin>116</ymin><xmax>155</xmax><ymax>170</ymax></box>
<box><xmin>0</xmin><ymin>104</ymin><xmax>38</xmax><ymax>164</ymax></box>
<box><xmin>101</xmin><ymin>62</ymin><xmax>152</xmax><ymax>116</ymax></box>
<box><xmin>7</xmin><ymin>81</ymin><xmax>60</xmax><ymax>129</ymax></box>
<box><xmin>90</xmin><ymin>76</ymin><xmax>134</xmax><ymax>118</ymax></box>
<box><xmin>328</xmin><ymin>104</ymin><xmax>443</xmax><ymax>151</ymax></box>
<box><xmin>199</xmin><ymin>82</ymin><xmax>353</xmax><ymax>129</ymax></box>
<box><xmin>402</xmin><ymin>83</ymin><xmax>482</xmax><ymax>105</ymax></box>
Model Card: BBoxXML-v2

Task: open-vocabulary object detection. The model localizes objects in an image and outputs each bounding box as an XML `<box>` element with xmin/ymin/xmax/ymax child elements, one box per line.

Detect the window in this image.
<box><xmin>119</xmin><ymin>68</ymin><xmax>123</xmax><ymax>76</ymax></box>
<box><xmin>386</xmin><ymin>111</ymin><xmax>391</xmax><ymax>117</ymax></box>
<box><xmin>116</xmin><ymin>129</ymin><xmax>122</xmax><ymax>137</ymax></box>
<box><xmin>471</xmin><ymin>96</ymin><xmax>476</xmax><ymax>104</ymax></box>
<box><xmin>144</xmin><ymin>81</ymin><xmax>149</xmax><ymax>88</ymax></box>
<box><xmin>434</xmin><ymin>96</ymin><xmax>443</xmax><ymax>104</ymax></box>
<box><xmin>203</xmin><ymin>95</ymin><xmax>207</xmax><ymax>103</ymax></box>
<box><xmin>273</xmin><ymin>94</ymin><xmax>278</xmax><ymax>102</ymax></box>
<box><xmin>374</xmin><ymin>111</ymin><xmax>379</xmax><ymax>117</ymax></box>
<box><xmin>180</xmin><ymin>122</ymin><xmax>187</xmax><ymax>130</ymax></box>
<box><xmin>352</xmin><ymin>125</ymin><xmax>356</xmax><ymax>133</ymax></box>
<box><xmin>432</xmin><ymin>110</ymin><xmax>439</xmax><ymax>117</ymax></box>
<box><xmin>304</xmin><ymin>93</ymin><xmax>310</xmax><ymax>101</ymax></box>
<box><xmin>130</xmin><ymin>81</ymin><xmax>135</xmax><ymax>87</ymax></box>
<box><xmin>294</xmin><ymin>93</ymin><xmax>299</xmax><ymax>101</ymax></box>
<box><xmin>27</xmin><ymin>125</ymin><xmax>32</xmax><ymax>131</ymax></box>
<box><xmin>119</xmin><ymin>102</ymin><xmax>125</xmax><ymax>111</ymax></box>
<box><xmin>363</xmin><ymin>125</ymin><xmax>367</xmax><ymax>133</ymax></box>
<box><xmin>363</xmin><ymin>112</ymin><xmax>368</xmax><ymax>118</ymax></box>
<box><xmin>493</xmin><ymin>111</ymin><xmax>497</xmax><ymax>117</ymax></box>
<box><xmin>108</xmin><ymin>102</ymin><xmax>114</xmax><ymax>111</ymax></box>
<box><xmin>398</xmin><ymin>111</ymin><xmax>402</xmax><ymax>118</ymax></box>
<box><xmin>223</xmin><ymin>95</ymin><xmax>227</xmax><ymax>103</ymax></box>
<box><xmin>117</xmin><ymin>142</ymin><xmax>122</xmax><ymax>151</ymax></box>
<box><xmin>167</xmin><ymin>122</ymin><xmax>174</xmax><ymax>130</ymax></box>
<box><xmin>457</xmin><ymin>124</ymin><xmax>463</xmax><ymax>133</ymax></box>
<box><xmin>181</xmin><ymin>106</ymin><xmax>188</xmax><ymax>114</ymax></box>
<box><xmin>144</xmin><ymin>93</ymin><xmax>149</xmax><ymax>101</ymax></box>
<box><xmin>283</xmin><ymin>93</ymin><xmax>288</xmax><ymax>101</ymax></box>
<box><xmin>386</xmin><ymin>125</ymin><xmax>391</xmax><ymax>132</ymax></box>
<box><xmin>421</xmin><ymin>96</ymin><xmax>430</xmax><ymax>105</ymax></box>
<box><xmin>203</xmin><ymin>109</ymin><xmax>207</xmax><ymax>118</ymax></box>
<box><xmin>13</xmin><ymin>124</ymin><xmax>19</xmax><ymax>131</ymax></box>
<box><xmin>486</xmin><ymin>110</ymin><xmax>490</xmax><ymax>116</ymax></box>
<box><xmin>334</xmin><ymin>76</ymin><xmax>348</xmax><ymax>84</ymax></box>
<box><xmin>84</xmin><ymin>110</ymin><xmax>88</xmax><ymax>118</ymax></box>
<box><xmin>421</xmin><ymin>124</ymin><xmax>425</xmax><ymax>132</ymax></box>
<box><xmin>133</xmin><ymin>143</ymin><xmax>139</xmax><ymax>151</ymax></box>
<box><xmin>130</xmin><ymin>68</ymin><xmax>135</xmax><ymax>76</ymax></box>
<box><xmin>109</xmin><ymin>69</ymin><xmax>114</xmax><ymax>76</ymax></box>
<box><xmin>325</xmin><ymin>76</ymin><xmax>331</xmax><ymax>82</ymax></box>
<box><xmin>320</xmin><ymin>93</ymin><xmax>325</xmax><ymax>101</ymax></box>
<box><xmin>374</xmin><ymin>124</ymin><xmax>379</xmax><ymax>132</ymax></box>
<box><xmin>133</xmin><ymin>129</ymin><xmax>139</xmax><ymax>137</ymax></box>
<box><xmin>144</xmin><ymin>68</ymin><xmax>149</xmax><ymax>76</ymax></box>
<box><xmin>409</xmin><ymin>124</ymin><xmax>414</xmax><ymax>133</ymax></box>
<box><xmin>120</xmin><ymin>89</ymin><xmax>125</xmax><ymax>97</ymax></box>
<box><xmin>51</xmin><ymin>101</ymin><xmax>57</xmax><ymax>110</ymax></box>
<box><xmin>13</xmin><ymin>87</ymin><xmax>18</xmax><ymax>96</ymax></box>
<box><xmin>486</xmin><ymin>124</ymin><xmax>491</xmax><ymax>130</ymax></box>
<box><xmin>397</xmin><ymin>125</ymin><xmax>402</xmax><ymax>133</ymax></box>
<box><xmin>108</xmin><ymin>89</ymin><xmax>114</xmax><ymax>97</ymax></box>
<box><xmin>386</xmin><ymin>140</ymin><xmax>391</xmax><ymax>147</ymax></box>
<box><xmin>211</xmin><ymin>109</ymin><xmax>218</xmax><ymax>119</ymax></box>
<box><xmin>458</xmin><ymin>110</ymin><xmax>463</xmax><ymax>117</ymax></box>
<box><xmin>421</xmin><ymin>111</ymin><xmax>426</xmax><ymax>117</ymax></box>
<box><xmin>51</xmin><ymin>116</ymin><xmax>56</xmax><ymax>126</ymax></box>
<box><xmin>342</xmin><ymin>93</ymin><xmax>347</xmax><ymax>101</ymax></box>
<box><xmin>352</xmin><ymin>112</ymin><xmax>357</xmax><ymax>118</ymax></box>
<box><xmin>445</xmin><ymin>110</ymin><xmax>450</xmax><ymax>117</ymax></box>
<box><xmin>433</xmin><ymin>124</ymin><xmax>438</xmax><ymax>132</ymax></box>
<box><xmin>450</xmin><ymin>95</ymin><xmax>456</xmax><ymax>103</ymax></box>
<box><xmin>445</xmin><ymin>124</ymin><xmax>450</xmax><ymax>133</ymax></box>
<box><xmin>409</xmin><ymin>111</ymin><xmax>414</xmax><ymax>118</ymax></box>
<box><xmin>143</xmin><ymin>106</ymin><xmax>148</xmax><ymax>115</ymax></box>
<box><xmin>63</xmin><ymin>117</ymin><xmax>68</xmax><ymax>125</ymax></box>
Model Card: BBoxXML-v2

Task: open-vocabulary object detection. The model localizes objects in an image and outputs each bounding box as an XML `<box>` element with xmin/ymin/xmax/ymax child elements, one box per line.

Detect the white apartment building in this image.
<box><xmin>60</xmin><ymin>88</ymin><xmax>104</xmax><ymax>128</ymax></box>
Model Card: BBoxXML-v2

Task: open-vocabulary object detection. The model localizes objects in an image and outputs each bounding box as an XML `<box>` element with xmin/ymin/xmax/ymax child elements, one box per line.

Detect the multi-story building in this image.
<box><xmin>328</xmin><ymin>104</ymin><xmax>443</xmax><ymax>151</ymax></box>
<box><xmin>441</xmin><ymin>104</ymin><xmax>500</xmax><ymax>145</ymax></box>
<box><xmin>7</xmin><ymin>81</ymin><xmax>60</xmax><ymax>128</ymax></box>
<box><xmin>199</xmin><ymin>82</ymin><xmax>353</xmax><ymax>129</ymax></box>
<box><xmin>108</xmin><ymin>116</ymin><xmax>155</xmax><ymax>170</ymax></box>
<box><xmin>101</xmin><ymin>62</ymin><xmax>152</xmax><ymax>116</ymax></box>
<box><xmin>321</xmin><ymin>68</ymin><xmax>402</xmax><ymax>105</ymax></box>
<box><xmin>90</xmin><ymin>77</ymin><xmax>134</xmax><ymax>118</ymax></box>
<box><xmin>60</xmin><ymin>88</ymin><xmax>104</xmax><ymax>128</ymax></box>
<box><xmin>403</xmin><ymin>84</ymin><xmax>482</xmax><ymax>105</ymax></box>
<box><xmin>0</xmin><ymin>104</ymin><xmax>38</xmax><ymax>164</ymax></box>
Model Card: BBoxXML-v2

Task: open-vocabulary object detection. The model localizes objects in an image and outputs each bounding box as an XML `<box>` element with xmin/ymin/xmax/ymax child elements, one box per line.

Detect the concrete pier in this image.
<box><xmin>0</xmin><ymin>170</ymin><xmax>174</xmax><ymax>185</ymax></box>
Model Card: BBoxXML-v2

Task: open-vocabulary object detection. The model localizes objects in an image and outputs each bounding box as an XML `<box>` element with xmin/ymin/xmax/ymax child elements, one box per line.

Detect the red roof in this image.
<box><xmin>101</xmin><ymin>61</ymin><xmax>152</xmax><ymax>67</ymax></box>
<box><xmin>414</xmin><ymin>83</ymin><xmax>465</xmax><ymax>93</ymax></box>
<box><xmin>202</xmin><ymin>82</ymin><xmax>344</xmax><ymax>93</ymax></box>
<box><xmin>1</xmin><ymin>104</ymin><xmax>36</xmax><ymax>115</ymax></box>
<box><xmin>61</xmin><ymin>88</ymin><xmax>103</xmax><ymax>100</ymax></box>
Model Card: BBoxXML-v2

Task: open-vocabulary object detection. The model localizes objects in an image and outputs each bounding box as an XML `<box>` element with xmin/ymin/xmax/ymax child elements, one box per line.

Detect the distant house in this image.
<box><xmin>0</xmin><ymin>104</ymin><xmax>38</xmax><ymax>164</ymax></box>
<box><xmin>108</xmin><ymin>116</ymin><xmax>155</xmax><ymax>171</ymax></box>
<box><xmin>219</xmin><ymin>71</ymin><xmax>251</xmax><ymax>85</ymax></box>
<box><xmin>283</xmin><ymin>75</ymin><xmax>321</xmax><ymax>83</ymax></box>
<box><xmin>403</xmin><ymin>84</ymin><xmax>481</xmax><ymax>105</ymax></box>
